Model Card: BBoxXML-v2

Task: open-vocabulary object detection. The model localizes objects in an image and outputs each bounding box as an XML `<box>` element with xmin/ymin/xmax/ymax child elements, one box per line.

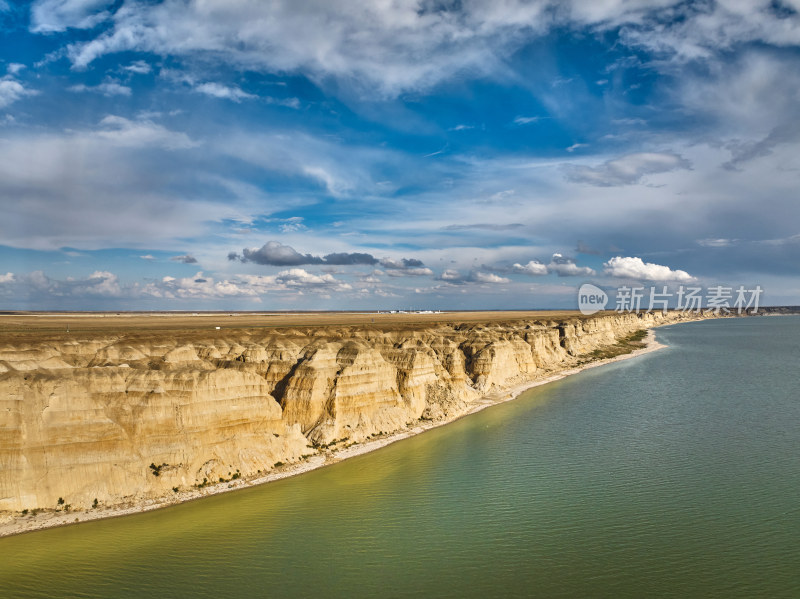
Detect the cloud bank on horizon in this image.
<box><xmin>0</xmin><ymin>0</ymin><xmax>798</xmax><ymax>310</ymax></box>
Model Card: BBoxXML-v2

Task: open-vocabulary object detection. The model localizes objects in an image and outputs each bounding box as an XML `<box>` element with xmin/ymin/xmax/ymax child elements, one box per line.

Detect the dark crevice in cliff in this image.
<box><xmin>272</xmin><ymin>357</ymin><xmax>303</xmax><ymax>407</ymax></box>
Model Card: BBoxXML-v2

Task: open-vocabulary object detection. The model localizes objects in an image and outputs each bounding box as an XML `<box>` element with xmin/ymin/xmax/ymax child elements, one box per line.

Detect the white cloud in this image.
<box><xmin>64</xmin><ymin>0</ymin><xmax>529</xmax><ymax>94</ymax></box>
<box><xmin>566</xmin><ymin>143</ymin><xmax>587</xmax><ymax>152</ymax></box>
<box><xmin>384</xmin><ymin>267</ymin><xmax>434</xmax><ymax>277</ymax></box>
<box><xmin>514</xmin><ymin>116</ymin><xmax>543</xmax><ymax>125</ymax></box>
<box><xmin>0</xmin><ymin>118</ymin><xmax>231</xmax><ymax>251</ymax></box>
<box><xmin>489</xmin><ymin>189</ymin><xmax>515</xmax><ymax>202</ymax></box>
<box><xmin>82</xmin><ymin>270</ymin><xmax>122</xmax><ymax>296</ymax></box>
<box><xmin>143</xmin><ymin>272</ymin><xmax>259</xmax><ymax>300</ymax></box>
<box><xmin>440</xmin><ymin>269</ymin><xmax>462</xmax><ymax>281</ymax></box>
<box><xmin>603</xmin><ymin>256</ymin><xmax>696</xmax><ymax>282</ymax></box>
<box><xmin>512</xmin><ymin>260</ymin><xmax>548</xmax><ymax>276</ymax></box>
<box><xmin>565</xmin><ymin>152</ymin><xmax>691</xmax><ymax>186</ymax></box>
<box><xmin>278</xmin><ymin>217</ymin><xmax>307</xmax><ymax>233</ymax></box>
<box><xmin>548</xmin><ymin>253</ymin><xmax>595</xmax><ymax>277</ymax></box>
<box><xmin>274</xmin><ymin>268</ymin><xmax>352</xmax><ymax>291</ymax></box>
<box><xmin>436</xmin><ymin>269</ymin><xmax>510</xmax><ymax>285</ymax></box>
<box><xmin>139</xmin><ymin>254</ymin><xmax>155</xmax><ymax>260</ymax></box>
<box><xmin>96</xmin><ymin>82</ymin><xmax>131</xmax><ymax>96</ymax></box>
<box><xmin>123</xmin><ymin>60</ymin><xmax>151</xmax><ymax>74</ymax></box>
<box><xmin>14</xmin><ymin>269</ymin><xmax>123</xmax><ymax>297</ymax></box>
<box><xmin>56</xmin><ymin>1</ymin><xmax>800</xmax><ymax>98</ymax></box>
<box><xmin>30</xmin><ymin>0</ymin><xmax>115</xmax><ymax>33</ymax></box>
<box><xmin>471</xmin><ymin>271</ymin><xmax>510</xmax><ymax>284</ymax></box>
<box><xmin>266</xmin><ymin>96</ymin><xmax>300</xmax><ymax>109</ymax></box>
<box><xmin>619</xmin><ymin>1</ymin><xmax>800</xmax><ymax>62</ymax></box>
<box><xmin>6</xmin><ymin>63</ymin><xmax>25</xmax><ymax>75</ymax></box>
<box><xmin>380</xmin><ymin>258</ymin><xmax>434</xmax><ymax>277</ymax></box>
<box><xmin>3</xmin><ymin>268</ymin><xmax>358</xmax><ymax>305</ymax></box>
<box><xmin>69</xmin><ymin>81</ymin><xmax>132</xmax><ymax>96</ymax></box>
<box><xmin>96</xmin><ymin>115</ymin><xmax>196</xmax><ymax>149</ymax></box>
<box><xmin>678</xmin><ymin>51</ymin><xmax>800</xmax><ymax>141</ymax></box>
<box><xmin>171</xmin><ymin>254</ymin><xmax>198</xmax><ymax>264</ymax></box>
<box><xmin>0</xmin><ymin>78</ymin><xmax>37</xmax><ymax>109</ymax></box>
<box><xmin>194</xmin><ymin>82</ymin><xmax>255</xmax><ymax>102</ymax></box>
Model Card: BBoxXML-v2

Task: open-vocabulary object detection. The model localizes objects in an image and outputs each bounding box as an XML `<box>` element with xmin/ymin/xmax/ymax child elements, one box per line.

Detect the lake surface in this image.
<box><xmin>1</xmin><ymin>316</ymin><xmax>799</xmax><ymax>598</ymax></box>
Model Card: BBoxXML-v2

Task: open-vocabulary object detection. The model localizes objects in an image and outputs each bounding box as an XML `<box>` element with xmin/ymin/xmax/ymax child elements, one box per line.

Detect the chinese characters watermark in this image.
<box><xmin>578</xmin><ymin>283</ymin><xmax>763</xmax><ymax>316</ymax></box>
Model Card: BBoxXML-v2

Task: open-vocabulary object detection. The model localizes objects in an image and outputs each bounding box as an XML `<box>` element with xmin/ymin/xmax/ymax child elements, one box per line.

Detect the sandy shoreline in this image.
<box><xmin>0</xmin><ymin>328</ymin><xmax>667</xmax><ymax>539</ymax></box>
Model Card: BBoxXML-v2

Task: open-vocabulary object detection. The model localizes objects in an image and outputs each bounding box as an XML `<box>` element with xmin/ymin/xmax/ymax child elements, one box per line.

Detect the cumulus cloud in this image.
<box><xmin>231</xmin><ymin>241</ymin><xmax>378</xmax><ymax>266</ymax></box>
<box><xmin>0</xmin><ymin>267</ymin><xmax>349</xmax><ymax>305</ymax></box>
<box><xmin>470</xmin><ymin>271</ymin><xmax>510</xmax><ymax>284</ymax></box>
<box><xmin>171</xmin><ymin>254</ymin><xmax>198</xmax><ymax>264</ymax></box>
<box><xmin>273</xmin><ymin>268</ymin><xmax>352</xmax><ymax>291</ymax></box>
<box><xmin>548</xmin><ymin>253</ymin><xmax>595</xmax><ymax>277</ymax></box>
<box><xmin>603</xmin><ymin>256</ymin><xmax>696</xmax><ymax>282</ymax></box>
<box><xmin>144</xmin><ymin>272</ymin><xmax>258</xmax><ymax>300</ymax></box>
<box><xmin>564</xmin><ymin>152</ymin><xmax>692</xmax><ymax>186</ymax></box>
<box><xmin>7</xmin><ymin>267</ymin><xmax>357</xmax><ymax>304</ymax></box>
<box><xmin>512</xmin><ymin>260</ymin><xmax>548</xmax><ymax>276</ymax></box>
<box><xmin>439</xmin><ymin>269</ymin><xmax>462</xmax><ymax>281</ymax></box>
<box><xmin>14</xmin><ymin>269</ymin><xmax>123</xmax><ymax>297</ymax></box>
<box><xmin>78</xmin><ymin>270</ymin><xmax>122</xmax><ymax>295</ymax></box>
<box><xmin>379</xmin><ymin>258</ymin><xmax>433</xmax><ymax>277</ymax></box>
<box><xmin>0</xmin><ymin>77</ymin><xmax>37</xmax><ymax>109</ymax></box>
<box><xmin>231</xmin><ymin>241</ymin><xmax>323</xmax><ymax>266</ymax></box>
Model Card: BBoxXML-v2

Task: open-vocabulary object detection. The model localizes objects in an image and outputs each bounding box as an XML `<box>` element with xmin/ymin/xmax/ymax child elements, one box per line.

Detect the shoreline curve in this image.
<box><xmin>0</xmin><ymin>327</ymin><xmax>668</xmax><ymax>539</ymax></box>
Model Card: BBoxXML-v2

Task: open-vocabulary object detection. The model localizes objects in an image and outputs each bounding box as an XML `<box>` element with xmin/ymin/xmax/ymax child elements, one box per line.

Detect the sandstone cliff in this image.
<box><xmin>0</xmin><ymin>311</ymin><xmax>703</xmax><ymax>513</ymax></box>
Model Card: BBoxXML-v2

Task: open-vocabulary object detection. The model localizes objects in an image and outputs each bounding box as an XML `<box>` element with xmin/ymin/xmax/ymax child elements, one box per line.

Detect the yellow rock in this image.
<box><xmin>0</xmin><ymin>311</ymin><xmax>705</xmax><ymax>512</ymax></box>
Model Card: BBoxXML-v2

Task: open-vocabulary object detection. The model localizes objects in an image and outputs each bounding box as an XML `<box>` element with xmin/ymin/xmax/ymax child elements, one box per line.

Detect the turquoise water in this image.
<box><xmin>1</xmin><ymin>316</ymin><xmax>799</xmax><ymax>598</ymax></box>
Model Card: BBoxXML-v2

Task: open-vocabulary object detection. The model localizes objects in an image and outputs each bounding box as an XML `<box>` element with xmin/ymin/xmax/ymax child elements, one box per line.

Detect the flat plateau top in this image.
<box><xmin>0</xmin><ymin>310</ymin><xmax>596</xmax><ymax>337</ymax></box>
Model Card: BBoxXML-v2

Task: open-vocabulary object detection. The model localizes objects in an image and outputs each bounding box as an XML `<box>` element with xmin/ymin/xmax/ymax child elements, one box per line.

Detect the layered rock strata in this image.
<box><xmin>0</xmin><ymin>311</ymin><xmax>702</xmax><ymax>513</ymax></box>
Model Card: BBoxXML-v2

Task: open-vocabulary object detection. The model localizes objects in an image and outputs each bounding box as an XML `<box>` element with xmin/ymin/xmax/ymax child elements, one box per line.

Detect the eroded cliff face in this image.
<box><xmin>0</xmin><ymin>311</ymin><xmax>701</xmax><ymax>512</ymax></box>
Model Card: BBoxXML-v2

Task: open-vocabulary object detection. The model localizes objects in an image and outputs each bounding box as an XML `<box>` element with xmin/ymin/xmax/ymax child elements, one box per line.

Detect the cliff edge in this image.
<box><xmin>0</xmin><ymin>311</ymin><xmax>705</xmax><ymax>516</ymax></box>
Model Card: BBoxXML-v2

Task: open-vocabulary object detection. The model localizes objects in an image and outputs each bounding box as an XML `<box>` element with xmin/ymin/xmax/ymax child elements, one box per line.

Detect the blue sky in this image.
<box><xmin>1</xmin><ymin>0</ymin><xmax>799</xmax><ymax>310</ymax></box>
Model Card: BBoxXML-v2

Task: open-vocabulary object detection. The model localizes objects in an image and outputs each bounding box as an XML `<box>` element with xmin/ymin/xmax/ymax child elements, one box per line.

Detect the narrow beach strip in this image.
<box><xmin>0</xmin><ymin>329</ymin><xmax>667</xmax><ymax>538</ymax></box>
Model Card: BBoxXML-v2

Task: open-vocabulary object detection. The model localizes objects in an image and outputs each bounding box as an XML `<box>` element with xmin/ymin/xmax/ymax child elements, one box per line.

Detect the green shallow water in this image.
<box><xmin>1</xmin><ymin>316</ymin><xmax>799</xmax><ymax>598</ymax></box>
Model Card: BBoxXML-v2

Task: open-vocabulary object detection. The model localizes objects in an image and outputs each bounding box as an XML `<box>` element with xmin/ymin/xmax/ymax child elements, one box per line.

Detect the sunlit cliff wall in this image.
<box><xmin>0</xmin><ymin>311</ymin><xmax>703</xmax><ymax>512</ymax></box>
